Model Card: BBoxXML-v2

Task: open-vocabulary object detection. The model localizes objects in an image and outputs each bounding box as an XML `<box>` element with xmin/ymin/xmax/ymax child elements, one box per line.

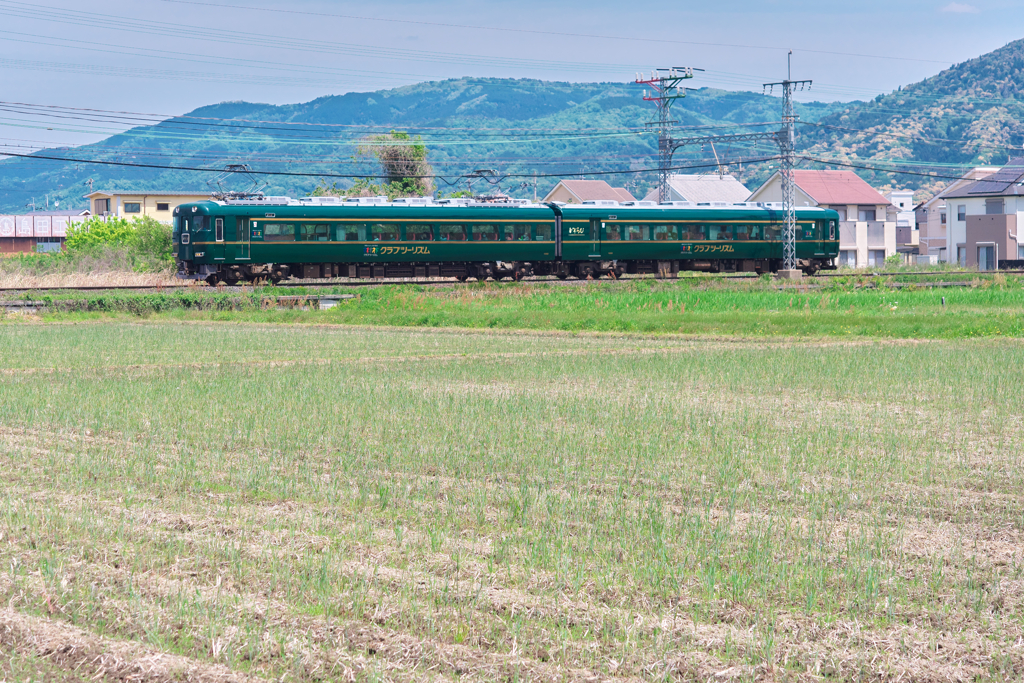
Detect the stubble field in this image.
<box><xmin>1</xmin><ymin>322</ymin><xmax>1023</xmax><ymax>681</ymax></box>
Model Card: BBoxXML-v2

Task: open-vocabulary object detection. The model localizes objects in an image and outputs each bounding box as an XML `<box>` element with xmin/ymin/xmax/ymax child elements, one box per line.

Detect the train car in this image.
<box><xmin>173</xmin><ymin>196</ymin><xmax>839</xmax><ymax>284</ymax></box>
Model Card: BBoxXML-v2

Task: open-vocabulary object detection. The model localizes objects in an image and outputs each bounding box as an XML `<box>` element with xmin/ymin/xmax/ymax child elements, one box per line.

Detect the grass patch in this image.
<box><xmin>14</xmin><ymin>274</ymin><xmax>1024</xmax><ymax>339</ymax></box>
<box><xmin>0</xmin><ymin>322</ymin><xmax>1023</xmax><ymax>680</ymax></box>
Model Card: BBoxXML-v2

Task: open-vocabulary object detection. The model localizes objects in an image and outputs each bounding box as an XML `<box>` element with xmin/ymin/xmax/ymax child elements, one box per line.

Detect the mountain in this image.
<box><xmin>799</xmin><ymin>37</ymin><xmax>1024</xmax><ymax>197</ymax></box>
<box><xmin>3</xmin><ymin>36</ymin><xmax>1023</xmax><ymax>214</ymax></box>
<box><xmin>0</xmin><ymin>79</ymin><xmax>843</xmax><ymax>213</ymax></box>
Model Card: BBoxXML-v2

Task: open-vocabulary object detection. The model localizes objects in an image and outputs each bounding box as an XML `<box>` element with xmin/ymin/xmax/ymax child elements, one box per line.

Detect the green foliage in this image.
<box><xmin>64</xmin><ymin>216</ymin><xmax>136</xmax><ymax>250</ymax></box>
<box><xmin>64</xmin><ymin>215</ymin><xmax>172</xmax><ymax>264</ymax></box>
<box><xmin>884</xmin><ymin>253</ymin><xmax>903</xmax><ymax>267</ymax></box>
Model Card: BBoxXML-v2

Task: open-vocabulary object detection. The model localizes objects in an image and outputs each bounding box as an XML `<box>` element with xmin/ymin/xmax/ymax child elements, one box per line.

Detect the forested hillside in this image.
<box><xmin>2</xmin><ymin>36</ymin><xmax>1023</xmax><ymax>213</ymax></box>
<box><xmin>799</xmin><ymin>37</ymin><xmax>1024</xmax><ymax>196</ymax></box>
<box><xmin>0</xmin><ymin>79</ymin><xmax>842</xmax><ymax>213</ymax></box>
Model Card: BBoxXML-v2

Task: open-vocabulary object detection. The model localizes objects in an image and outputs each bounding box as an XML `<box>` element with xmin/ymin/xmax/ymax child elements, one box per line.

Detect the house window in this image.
<box><xmin>986</xmin><ymin>198</ymin><xmax>1004</xmax><ymax>215</ymax></box>
<box><xmin>957</xmin><ymin>247</ymin><xmax>966</xmax><ymax>267</ymax></box>
<box><xmin>840</xmin><ymin>250</ymin><xmax>856</xmax><ymax>267</ymax></box>
<box><xmin>157</xmin><ymin>203</ymin><xmax>170</xmax><ymax>211</ymax></box>
<box><xmin>940</xmin><ymin>212</ymin><xmax>946</xmax><ymax>225</ymax></box>
<box><xmin>1019</xmin><ymin>245</ymin><xmax>1024</xmax><ymax>260</ymax></box>
<box><xmin>957</xmin><ymin>205</ymin><xmax>966</xmax><ymax>221</ymax></box>
<box><xmin>832</xmin><ymin>206</ymin><xmax>847</xmax><ymax>221</ymax></box>
<box><xmin>858</xmin><ymin>207</ymin><xmax>876</xmax><ymax>222</ymax></box>
<box><xmin>124</xmin><ymin>202</ymin><xmax>141</xmax><ymax>213</ymax></box>
<box><xmin>868</xmin><ymin>250</ymin><xmax>885</xmax><ymax>266</ymax></box>
<box><xmin>94</xmin><ymin>198</ymin><xmax>110</xmax><ymax>214</ymax></box>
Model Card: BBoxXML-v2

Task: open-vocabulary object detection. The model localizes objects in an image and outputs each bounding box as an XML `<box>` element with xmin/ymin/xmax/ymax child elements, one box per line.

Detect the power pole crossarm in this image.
<box><xmin>635</xmin><ymin>67</ymin><xmax>701</xmax><ymax>203</ymax></box>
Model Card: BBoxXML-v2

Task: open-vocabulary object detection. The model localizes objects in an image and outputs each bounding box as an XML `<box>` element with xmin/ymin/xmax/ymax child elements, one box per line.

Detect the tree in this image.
<box><xmin>311</xmin><ymin>130</ymin><xmax>435</xmax><ymax>200</ymax></box>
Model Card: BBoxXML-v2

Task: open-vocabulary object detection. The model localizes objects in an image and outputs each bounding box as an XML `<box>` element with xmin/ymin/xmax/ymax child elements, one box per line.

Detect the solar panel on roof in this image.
<box><xmin>968</xmin><ymin>163</ymin><xmax>1024</xmax><ymax>194</ymax></box>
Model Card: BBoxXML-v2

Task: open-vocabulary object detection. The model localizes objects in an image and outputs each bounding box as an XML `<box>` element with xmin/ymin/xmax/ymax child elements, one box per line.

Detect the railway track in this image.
<box><xmin>1</xmin><ymin>270</ymin><xmax>1021</xmax><ymax>295</ymax></box>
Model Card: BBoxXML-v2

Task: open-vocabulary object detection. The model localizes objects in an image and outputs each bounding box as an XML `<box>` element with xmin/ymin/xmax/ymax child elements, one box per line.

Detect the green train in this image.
<box><xmin>173</xmin><ymin>196</ymin><xmax>839</xmax><ymax>284</ymax></box>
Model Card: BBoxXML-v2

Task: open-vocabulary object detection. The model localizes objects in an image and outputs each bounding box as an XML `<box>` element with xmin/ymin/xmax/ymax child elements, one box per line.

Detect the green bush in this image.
<box><xmin>64</xmin><ymin>216</ymin><xmax>173</xmax><ymax>268</ymax></box>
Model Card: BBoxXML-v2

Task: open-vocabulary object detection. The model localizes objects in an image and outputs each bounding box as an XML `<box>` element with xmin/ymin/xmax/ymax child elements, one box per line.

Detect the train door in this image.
<box><xmin>212</xmin><ymin>217</ymin><xmax>225</xmax><ymax>262</ymax></box>
<box><xmin>236</xmin><ymin>218</ymin><xmax>250</xmax><ymax>260</ymax></box>
<box><xmin>815</xmin><ymin>220</ymin><xmax>826</xmax><ymax>257</ymax></box>
<box><xmin>589</xmin><ymin>219</ymin><xmax>602</xmax><ymax>259</ymax></box>
<box><xmin>561</xmin><ymin>220</ymin><xmax>590</xmax><ymax>261</ymax></box>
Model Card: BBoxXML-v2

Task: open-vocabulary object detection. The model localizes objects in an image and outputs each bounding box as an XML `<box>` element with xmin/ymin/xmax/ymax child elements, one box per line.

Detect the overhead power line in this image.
<box><xmin>0</xmin><ymin>148</ymin><xmax>780</xmax><ymax>181</ymax></box>
<box><xmin>154</xmin><ymin>0</ymin><xmax>952</xmax><ymax>65</ymax></box>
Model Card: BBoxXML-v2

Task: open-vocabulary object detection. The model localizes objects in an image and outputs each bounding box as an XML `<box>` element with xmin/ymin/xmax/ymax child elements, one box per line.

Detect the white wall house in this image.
<box><xmin>914</xmin><ymin>167</ymin><xmax>999</xmax><ymax>263</ymax></box>
<box><xmin>942</xmin><ymin>159</ymin><xmax>1024</xmax><ymax>269</ymax></box>
<box><xmin>748</xmin><ymin>170</ymin><xmax>895</xmax><ymax>267</ymax></box>
<box><xmin>887</xmin><ymin>190</ymin><xmax>918</xmax><ymax>260</ymax></box>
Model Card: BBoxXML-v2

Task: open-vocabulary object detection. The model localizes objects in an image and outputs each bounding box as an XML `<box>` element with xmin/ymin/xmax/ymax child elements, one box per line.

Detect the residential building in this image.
<box><xmin>914</xmin><ymin>167</ymin><xmax>999</xmax><ymax>262</ymax></box>
<box><xmin>942</xmin><ymin>158</ymin><xmax>1024</xmax><ymax>269</ymax></box>
<box><xmin>747</xmin><ymin>170</ymin><xmax>895</xmax><ymax>267</ymax></box>
<box><xmin>0</xmin><ymin>209</ymin><xmax>90</xmax><ymax>254</ymax></box>
<box><xmin>887</xmin><ymin>190</ymin><xmax>919</xmax><ymax>260</ymax></box>
<box><xmin>84</xmin><ymin>190</ymin><xmax>213</xmax><ymax>222</ymax></box>
<box><xmin>543</xmin><ymin>180</ymin><xmax>635</xmax><ymax>204</ymax></box>
<box><xmin>641</xmin><ymin>174</ymin><xmax>751</xmax><ymax>204</ymax></box>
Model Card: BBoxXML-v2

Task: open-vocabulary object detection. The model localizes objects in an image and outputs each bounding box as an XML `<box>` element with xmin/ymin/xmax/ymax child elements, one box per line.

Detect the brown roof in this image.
<box><xmin>557</xmin><ymin>180</ymin><xmax>632</xmax><ymax>202</ymax></box>
<box><xmin>790</xmin><ymin>170</ymin><xmax>890</xmax><ymax>205</ymax></box>
<box><xmin>613</xmin><ymin>187</ymin><xmax>636</xmax><ymax>202</ymax></box>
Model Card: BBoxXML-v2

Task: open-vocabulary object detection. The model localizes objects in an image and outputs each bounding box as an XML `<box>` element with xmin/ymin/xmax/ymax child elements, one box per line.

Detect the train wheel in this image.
<box><xmin>556</xmin><ymin>273</ymin><xmax>568</xmax><ymax>280</ymax></box>
<box><xmin>455</xmin><ymin>275</ymin><xmax>468</xmax><ymax>282</ymax></box>
<box><xmin>205</xmin><ymin>275</ymin><xmax>219</xmax><ymax>286</ymax></box>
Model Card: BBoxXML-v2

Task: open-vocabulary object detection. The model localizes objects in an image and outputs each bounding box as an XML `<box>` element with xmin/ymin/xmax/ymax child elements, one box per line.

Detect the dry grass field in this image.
<box><xmin>1</xmin><ymin>322</ymin><xmax>1023</xmax><ymax>681</ymax></box>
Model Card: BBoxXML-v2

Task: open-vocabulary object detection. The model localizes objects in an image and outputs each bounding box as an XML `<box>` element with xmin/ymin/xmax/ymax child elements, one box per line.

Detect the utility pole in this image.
<box><xmin>635</xmin><ymin>67</ymin><xmax>699</xmax><ymax>202</ymax></box>
<box><xmin>763</xmin><ymin>51</ymin><xmax>811</xmax><ymax>275</ymax></box>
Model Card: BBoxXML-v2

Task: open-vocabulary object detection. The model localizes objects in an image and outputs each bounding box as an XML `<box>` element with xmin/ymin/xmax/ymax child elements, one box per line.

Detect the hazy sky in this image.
<box><xmin>1</xmin><ymin>0</ymin><xmax>1022</xmax><ymax>151</ymax></box>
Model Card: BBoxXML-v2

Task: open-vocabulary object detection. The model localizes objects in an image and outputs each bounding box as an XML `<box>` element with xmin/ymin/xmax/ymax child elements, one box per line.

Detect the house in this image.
<box><xmin>542</xmin><ymin>180</ymin><xmax>635</xmax><ymax>204</ymax></box>
<box><xmin>0</xmin><ymin>209</ymin><xmax>91</xmax><ymax>254</ymax></box>
<box><xmin>748</xmin><ymin>170</ymin><xmax>895</xmax><ymax>268</ymax></box>
<box><xmin>941</xmin><ymin>158</ymin><xmax>1024</xmax><ymax>269</ymax></box>
<box><xmin>886</xmin><ymin>190</ymin><xmax>918</xmax><ymax>260</ymax></box>
<box><xmin>914</xmin><ymin>167</ymin><xmax>999</xmax><ymax>263</ymax></box>
<box><xmin>641</xmin><ymin>174</ymin><xmax>751</xmax><ymax>204</ymax></box>
<box><xmin>84</xmin><ymin>190</ymin><xmax>213</xmax><ymax>222</ymax></box>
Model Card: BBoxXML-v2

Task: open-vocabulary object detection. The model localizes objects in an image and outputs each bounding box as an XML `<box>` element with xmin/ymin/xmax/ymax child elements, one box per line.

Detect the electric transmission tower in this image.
<box><xmin>635</xmin><ymin>67</ymin><xmax>700</xmax><ymax>202</ymax></box>
<box><xmin>763</xmin><ymin>51</ymin><xmax>811</xmax><ymax>273</ymax></box>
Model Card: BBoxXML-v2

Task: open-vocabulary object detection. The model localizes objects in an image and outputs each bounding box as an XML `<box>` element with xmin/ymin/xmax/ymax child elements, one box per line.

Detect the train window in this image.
<box><xmin>624</xmin><ymin>225</ymin><xmax>648</xmax><ymax>241</ymax></box>
<box><xmin>734</xmin><ymin>225</ymin><xmax>750</xmax><ymax>241</ymax></box>
<box><xmin>338</xmin><ymin>224</ymin><xmax>366</xmax><ymax>241</ymax></box>
<box><xmin>473</xmin><ymin>224</ymin><xmax>499</xmax><ymax>241</ymax></box>
<box><xmin>263</xmin><ymin>223</ymin><xmax>295</xmax><ymax>242</ymax></box>
<box><xmin>371</xmin><ymin>223</ymin><xmax>401</xmax><ymax>241</ymax></box>
<box><xmin>604</xmin><ymin>224</ymin><xmax>622</xmax><ymax>240</ymax></box>
<box><xmin>748</xmin><ymin>225</ymin><xmax>764</xmax><ymax>240</ymax></box>
<box><xmin>299</xmin><ymin>224</ymin><xmax>330</xmax><ymax>241</ymax></box>
<box><xmin>215</xmin><ymin>218</ymin><xmax>224</xmax><ymax>242</ymax></box>
<box><xmin>439</xmin><ymin>224</ymin><xmax>467</xmax><ymax>241</ymax></box>
<box><xmin>765</xmin><ymin>225</ymin><xmax>781</xmax><ymax>241</ymax></box>
<box><xmin>191</xmin><ymin>216</ymin><xmax>205</xmax><ymax>232</ymax></box>
<box><xmin>408</xmin><ymin>224</ymin><xmax>434</xmax><ymax>241</ymax></box>
<box><xmin>706</xmin><ymin>225</ymin><xmax>731</xmax><ymax>240</ymax></box>
<box><xmin>652</xmin><ymin>225</ymin><xmax>677</xmax><ymax>241</ymax></box>
<box><xmin>503</xmin><ymin>224</ymin><xmax>530</xmax><ymax>241</ymax></box>
<box><xmin>535</xmin><ymin>224</ymin><xmax>553</xmax><ymax>241</ymax></box>
<box><xmin>681</xmin><ymin>224</ymin><xmax>702</xmax><ymax>240</ymax></box>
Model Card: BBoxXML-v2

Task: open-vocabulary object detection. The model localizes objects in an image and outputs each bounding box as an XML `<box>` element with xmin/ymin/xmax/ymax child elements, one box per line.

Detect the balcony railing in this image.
<box><xmin>867</xmin><ymin>222</ymin><xmax>886</xmax><ymax>247</ymax></box>
<box><xmin>896</xmin><ymin>227</ymin><xmax>919</xmax><ymax>246</ymax></box>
